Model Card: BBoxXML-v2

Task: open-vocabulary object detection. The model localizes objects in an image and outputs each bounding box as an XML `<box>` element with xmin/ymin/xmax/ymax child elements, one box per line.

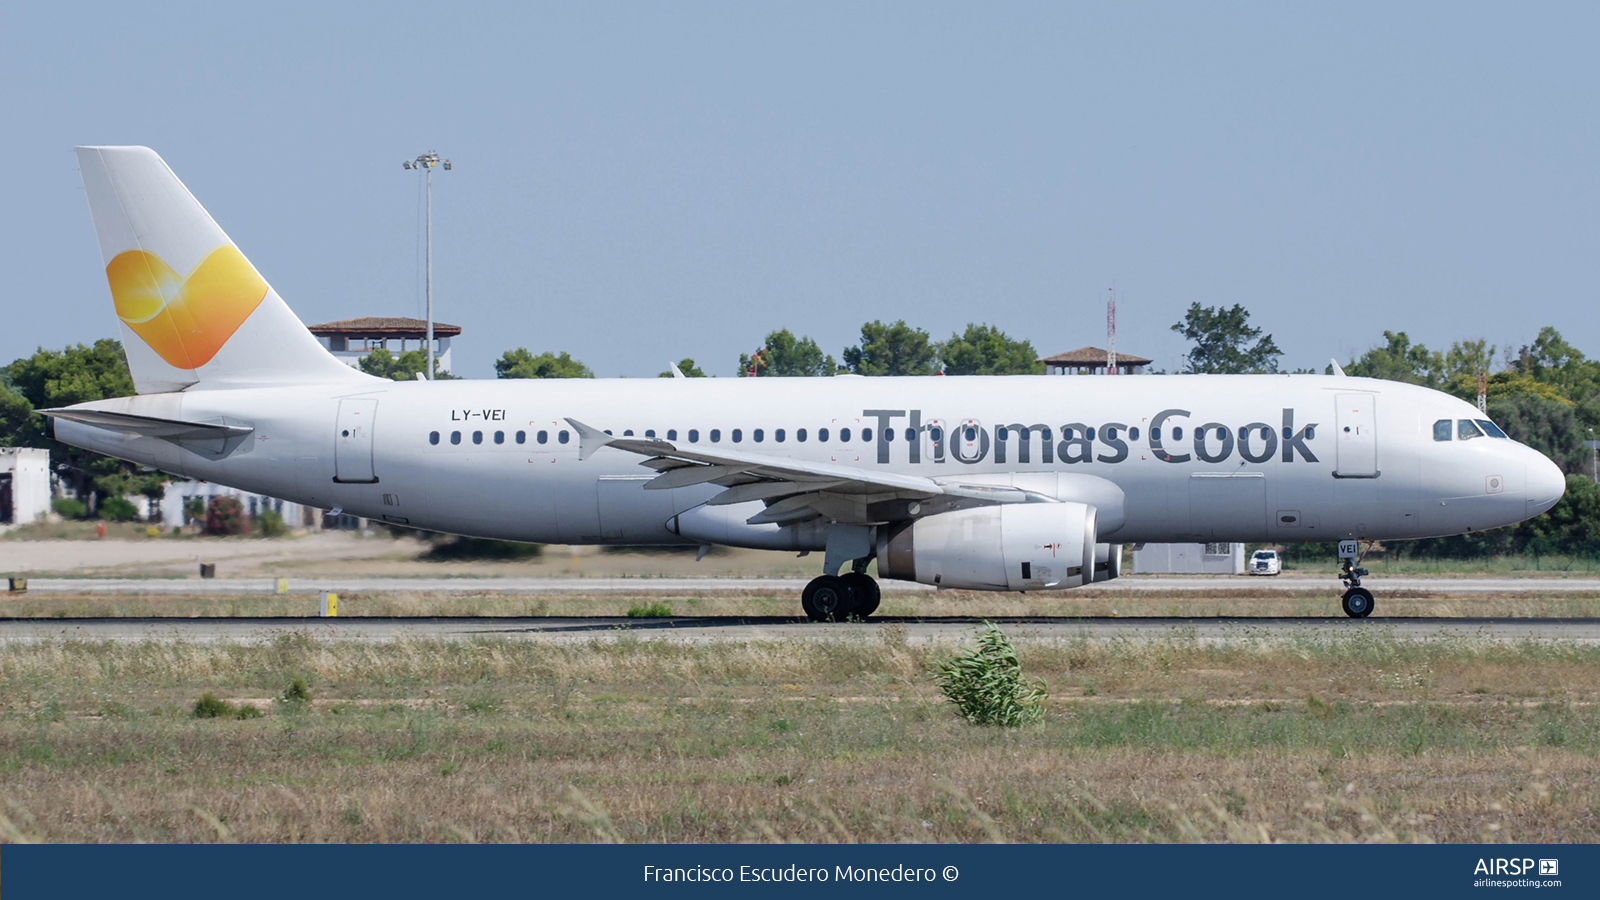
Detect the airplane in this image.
<box><xmin>43</xmin><ymin>146</ymin><xmax>1567</xmax><ymax>619</ymax></box>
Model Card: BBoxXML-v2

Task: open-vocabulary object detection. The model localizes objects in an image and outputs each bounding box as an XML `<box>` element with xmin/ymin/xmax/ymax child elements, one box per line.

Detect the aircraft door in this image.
<box><xmin>1334</xmin><ymin>393</ymin><xmax>1378</xmax><ymax>478</ymax></box>
<box><xmin>333</xmin><ymin>398</ymin><xmax>379</xmax><ymax>484</ymax></box>
<box><xmin>922</xmin><ymin>418</ymin><xmax>947</xmax><ymax>464</ymax></box>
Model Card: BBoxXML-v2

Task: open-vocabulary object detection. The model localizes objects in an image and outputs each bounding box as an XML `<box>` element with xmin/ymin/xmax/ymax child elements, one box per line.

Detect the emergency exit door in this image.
<box><xmin>334</xmin><ymin>398</ymin><xmax>379</xmax><ymax>483</ymax></box>
<box><xmin>1334</xmin><ymin>393</ymin><xmax>1378</xmax><ymax>478</ymax></box>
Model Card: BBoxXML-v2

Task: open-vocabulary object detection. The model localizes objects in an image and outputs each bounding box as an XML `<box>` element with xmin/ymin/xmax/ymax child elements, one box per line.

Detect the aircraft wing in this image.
<box><xmin>565</xmin><ymin>417</ymin><xmax>1036</xmax><ymax>526</ymax></box>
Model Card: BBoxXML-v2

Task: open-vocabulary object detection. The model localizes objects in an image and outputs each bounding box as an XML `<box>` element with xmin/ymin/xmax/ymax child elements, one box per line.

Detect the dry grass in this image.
<box><xmin>4</xmin><ymin>588</ymin><xmax>1600</xmax><ymax>619</ymax></box>
<box><xmin>1</xmin><ymin>628</ymin><xmax>1598</xmax><ymax>843</ymax></box>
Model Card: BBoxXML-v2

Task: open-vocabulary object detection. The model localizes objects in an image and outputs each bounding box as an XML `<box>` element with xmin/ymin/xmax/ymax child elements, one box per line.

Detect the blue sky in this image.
<box><xmin>3</xmin><ymin>2</ymin><xmax>1596</xmax><ymax>378</ymax></box>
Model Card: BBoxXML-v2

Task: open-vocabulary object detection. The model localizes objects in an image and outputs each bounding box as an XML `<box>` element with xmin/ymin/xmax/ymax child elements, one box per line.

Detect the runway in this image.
<box><xmin>3</xmin><ymin>615</ymin><xmax>1598</xmax><ymax>644</ymax></box>
<box><xmin>13</xmin><ymin>575</ymin><xmax>1600</xmax><ymax>594</ymax></box>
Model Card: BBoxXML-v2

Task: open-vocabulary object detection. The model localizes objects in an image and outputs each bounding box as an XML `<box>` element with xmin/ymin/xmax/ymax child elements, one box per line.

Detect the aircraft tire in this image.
<box><xmin>1341</xmin><ymin>587</ymin><xmax>1375</xmax><ymax>619</ymax></box>
<box><xmin>840</xmin><ymin>573</ymin><xmax>880</xmax><ymax>619</ymax></box>
<box><xmin>801</xmin><ymin>575</ymin><xmax>857</xmax><ymax>622</ymax></box>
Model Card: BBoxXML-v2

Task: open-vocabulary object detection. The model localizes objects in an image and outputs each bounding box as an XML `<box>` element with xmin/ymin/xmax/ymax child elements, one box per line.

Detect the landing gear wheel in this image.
<box><xmin>840</xmin><ymin>573</ymin><xmax>880</xmax><ymax>619</ymax></box>
<box><xmin>801</xmin><ymin>575</ymin><xmax>857</xmax><ymax>622</ymax></box>
<box><xmin>1342</xmin><ymin>587</ymin><xmax>1375</xmax><ymax>618</ymax></box>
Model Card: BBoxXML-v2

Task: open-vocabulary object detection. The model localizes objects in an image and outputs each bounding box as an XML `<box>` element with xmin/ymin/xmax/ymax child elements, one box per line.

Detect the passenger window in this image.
<box><xmin>558</xmin><ymin>430</ymin><xmax>570</xmax><ymax>444</ymax></box>
<box><xmin>1172</xmin><ymin>427</ymin><xmax>1184</xmax><ymax>441</ymax></box>
<box><xmin>862</xmin><ymin>428</ymin><xmax>872</xmax><ymax>442</ymax></box>
<box><xmin>1151</xmin><ymin>427</ymin><xmax>1160</xmax><ymax>441</ymax></box>
<box><xmin>1433</xmin><ymin>419</ymin><xmax>1452</xmax><ymax>441</ymax></box>
<box><xmin>429</xmin><ymin>431</ymin><xmax>440</xmax><ymax>445</ymax></box>
<box><xmin>841</xmin><ymin>428</ymin><xmax>852</xmax><ymax>442</ymax></box>
<box><xmin>1476</xmin><ymin>419</ymin><xmax>1508</xmax><ymax>439</ymax></box>
<box><xmin>1105</xmin><ymin>427</ymin><xmax>1117</xmax><ymax>441</ymax></box>
<box><xmin>473</xmin><ymin>431</ymin><xmax>483</xmax><ymax>444</ymax></box>
<box><xmin>667</xmin><ymin>429</ymin><xmax>677</xmax><ymax>441</ymax></box>
<box><xmin>451</xmin><ymin>431</ymin><xmax>461</xmax><ymax>445</ymax></box>
<box><xmin>753</xmin><ymin>428</ymin><xmax>763</xmax><ymax>442</ymax></box>
<box><xmin>710</xmin><ymin>429</ymin><xmax>721</xmax><ymax>442</ymax></box>
<box><xmin>688</xmin><ymin>429</ymin><xmax>699</xmax><ymax>443</ymax></box>
<box><xmin>883</xmin><ymin>428</ymin><xmax>893</xmax><ymax>442</ymax></box>
<box><xmin>904</xmin><ymin>427</ymin><xmax>915</xmax><ymax>442</ymax></box>
<box><xmin>1129</xmin><ymin>427</ymin><xmax>1140</xmax><ymax>441</ymax></box>
<box><xmin>516</xmin><ymin>431</ymin><xmax>526</xmax><ymax>444</ymax></box>
<box><xmin>819</xmin><ymin>428</ymin><xmax>829</xmax><ymax>442</ymax></box>
<box><xmin>1086</xmin><ymin>427</ymin><xmax>1096</xmax><ymax>441</ymax></box>
<box><xmin>997</xmin><ymin>426</ymin><xmax>1010</xmax><ymax>440</ymax></box>
<box><xmin>537</xmin><ymin>430</ymin><xmax>548</xmax><ymax>444</ymax></box>
<box><xmin>929</xmin><ymin>427</ymin><xmax>942</xmax><ymax>442</ymax></box>
<box><xmin>623</xmin><ymin>430</ymin><xmax>634</xmax><ymax>437</ymax></box>
<box><xmin>775</xmin><ymin>428</ymin><xmax>785</xmax><ymax>442</ymax></box>
<box><xmin>797</xmin><ymin>428</ymin><xmax>807</xmax><ymax>442</ymax></box>
<box><xmin>963</xmin><ymin>427</ymin><xmax>976</xmax><ymax>441</ymax></box>
<box><xmin>732</xmin><ymin>429</ymin><xmax>742</xmax><ymax>443</ymax></box>
<box><xmin>1458</xmin><ymin>419</ymin><xmax>1484</xmax><ymax>440</ymax></box>
<box><xmin>645</xmin><ymin>429</ymin><xmax>655</xmax><ymax>439</ymax></box>
<box><xmin>494</xmin><ymin>431</ymin><xmax>505</xmax><ymax>444</ymax></box>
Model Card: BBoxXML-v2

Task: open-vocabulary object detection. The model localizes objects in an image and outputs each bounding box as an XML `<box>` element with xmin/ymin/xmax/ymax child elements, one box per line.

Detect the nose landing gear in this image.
<box><xmin>1337</xmin><ymin>540</ymin><xmax>1374</xmax><ymax>618</ymax></box>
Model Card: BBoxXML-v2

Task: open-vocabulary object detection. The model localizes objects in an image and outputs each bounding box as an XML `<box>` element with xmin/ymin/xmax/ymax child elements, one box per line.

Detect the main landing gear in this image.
<box><xmin>800</xmin><ymin>572</ymin><xmax>881</xmax><ymax>622</ymax></box>
<box><xmin>1338</xmin><ymin>542</ymin><xmax>1374</xmax><ymax>618</ymax></box>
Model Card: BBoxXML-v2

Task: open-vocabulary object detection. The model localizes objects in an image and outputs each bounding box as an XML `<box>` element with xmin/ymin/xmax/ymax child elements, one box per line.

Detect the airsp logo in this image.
<box><xmin>1473</xmin><ymin>858</ymin><xmax>1543</xmax><ymax>876</ymax></box>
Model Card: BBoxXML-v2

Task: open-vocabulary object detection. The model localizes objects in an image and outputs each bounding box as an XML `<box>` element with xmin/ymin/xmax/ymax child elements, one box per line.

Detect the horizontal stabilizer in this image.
<box><xmin>39</xmin><ymin>408</ymin><xmax>254</xmax><ymax>440</ymax></box>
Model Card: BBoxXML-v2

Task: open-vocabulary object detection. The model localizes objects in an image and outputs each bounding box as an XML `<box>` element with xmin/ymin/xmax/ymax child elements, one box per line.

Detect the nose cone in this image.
<box><xmin>1526</xmin><ymin>453</ymin><xmax>1566</xmax><ymax>517</ymax></box>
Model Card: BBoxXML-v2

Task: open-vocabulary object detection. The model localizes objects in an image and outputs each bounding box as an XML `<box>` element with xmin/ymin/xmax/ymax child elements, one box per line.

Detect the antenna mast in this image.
<box><xmin>1106</xmin><ymin>288</ymin><xmax>1117</xmax><ymax>375</ymax></box>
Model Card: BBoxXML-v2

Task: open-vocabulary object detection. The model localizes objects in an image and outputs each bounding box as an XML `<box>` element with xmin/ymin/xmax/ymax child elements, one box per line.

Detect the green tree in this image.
<box><xmin>495</xmin><ymin>349</ymin><xmax>594</xmax><ymax>379</ymax></box>
<box><xmin>738</xmin><ymin>329</ymin><xmax>837</xmax><ymax>377</ymax></box>
<box><xmin>657</xmin><ymin>358</ymin><xmax>707</xmax><ymax>378</ymax></box>
<box><xmin>1515</xmin><ymin>327</ymin><xmax>1600</xmax><ymax>427</ymax></box>
<box><xmin>358</xmin><ymin>348</ymin><xmax>457</xmax><ymax>381</ymax></box>
<box><xmin>1342</xmin><ymin>331</ymin><xmax>1443</xmax><ymax>386</ymax></box>
<box><xmin>1170</xmin><ymin>303</ymin><xmax>1282</xmax><ymax>374</ymax></box>
<box><xmin>937</xmin><ymin>323</ymin><xmax>1044</xmax><ymax>376</ymax></box>
<box><xmin>842</xmin><ymin>320</ymin><xmax>938</xmax><ymax>376</ymax></box>
<box><xmin>0</xmin><ymin>385</ymin><xmax>39</xmax><ymax>448</ymax></box>
<box><xmin>5</xmin><ymin>340</ymin><xmax>166</xmax><ymax>514</ymax></box>
<box><xmin>1442</xmin><ymin>339</ymin><xmax>1497</xmax><ymax>381</ymax></box>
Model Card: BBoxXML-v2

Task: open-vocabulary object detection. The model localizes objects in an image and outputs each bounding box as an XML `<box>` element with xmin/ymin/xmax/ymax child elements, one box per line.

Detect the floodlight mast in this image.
<box><xmin>402</xmin><ymin>152</ymin><xmax>452</xmax><ymax>380</ymax></box>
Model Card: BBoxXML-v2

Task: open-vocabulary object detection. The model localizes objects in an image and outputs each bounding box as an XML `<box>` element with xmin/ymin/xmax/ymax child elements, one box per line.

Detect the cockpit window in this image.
<box><xmin>1433</xmin><ymin>419</ymin><xmax>1452</xmax><ymax>442</ymax></box>
<box><xmin>1457</xmin><ymin>419</ymin><xmax>1484</xmax><ymax>440</ymax></box>
<box><xmin>1476</xmin><ymin>419</ymin><xmax>1508</xmax><ymax>439</ymax></box>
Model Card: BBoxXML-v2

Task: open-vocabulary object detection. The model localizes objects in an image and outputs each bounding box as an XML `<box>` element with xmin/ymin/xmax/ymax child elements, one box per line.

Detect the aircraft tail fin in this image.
<box><xmin>74</xmin><ymin>146</ymin><xmax>370</xmax><ymax>393</ymax></box>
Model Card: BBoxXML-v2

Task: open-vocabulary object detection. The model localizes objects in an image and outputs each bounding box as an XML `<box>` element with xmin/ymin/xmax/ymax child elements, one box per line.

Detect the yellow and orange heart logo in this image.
<box><xmin>105</xmin><ymin>245</ymin><xmax>269</xmax><ymax>370</ymax></box>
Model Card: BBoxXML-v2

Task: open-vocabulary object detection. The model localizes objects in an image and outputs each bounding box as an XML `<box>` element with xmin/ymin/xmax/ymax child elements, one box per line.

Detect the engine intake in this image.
<box><xmin>877</xmin><ymin>502</ymin><xmax>1097</xmax><ymax>591</ymax></box>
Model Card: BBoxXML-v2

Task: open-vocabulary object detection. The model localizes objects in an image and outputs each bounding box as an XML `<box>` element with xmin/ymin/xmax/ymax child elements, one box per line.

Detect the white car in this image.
<box><xmin>1249</xmin><ymin>549</ymin><xmax>1282</xmax><ymax>576</ymax></box>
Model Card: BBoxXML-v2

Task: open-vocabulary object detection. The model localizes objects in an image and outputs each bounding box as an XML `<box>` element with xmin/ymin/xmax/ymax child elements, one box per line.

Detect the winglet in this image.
<box><xmin>564</xmin><ymin>418</ymin><xmax>615</xmax><ymax>461</ymax></box>
<box><xmin>1330</xmin><ymin>358</ymin><xmax>1347</xmax><ymax>377</ymax></box>
<box><xmin>669</xmin><ymin>361</ymin><xmax>686</xmax><ymax>380</ymax></box>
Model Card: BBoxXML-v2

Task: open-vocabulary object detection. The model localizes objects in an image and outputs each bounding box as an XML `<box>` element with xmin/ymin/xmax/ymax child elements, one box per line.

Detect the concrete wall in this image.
<box><xmin>1130</xmin><ymin>542</ymin><xmax>1245</xmax><ymax>575</ymax></box>
<box><xmin>0</xmin><ymin>448</ymin><xmax>52</xmax><ymax>526</ymax></box>
<box><xmin>161</xmin><ymin>481</ymin><xmax>318</xmax><ymax>532</ymax></box>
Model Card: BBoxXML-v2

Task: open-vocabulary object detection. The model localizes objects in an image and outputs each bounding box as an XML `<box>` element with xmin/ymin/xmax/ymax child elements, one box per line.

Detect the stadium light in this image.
<box><xmin>402</xmin><ymin>152</ymin><xmax>452</xmax><ymax>379</ymax></box>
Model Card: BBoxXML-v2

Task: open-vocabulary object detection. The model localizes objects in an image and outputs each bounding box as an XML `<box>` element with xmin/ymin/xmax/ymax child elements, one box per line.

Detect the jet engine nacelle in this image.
<box><xmin>877</xmin><ymin>502</ymin><xmax>1097</xmax><ymax>591</ymax></box>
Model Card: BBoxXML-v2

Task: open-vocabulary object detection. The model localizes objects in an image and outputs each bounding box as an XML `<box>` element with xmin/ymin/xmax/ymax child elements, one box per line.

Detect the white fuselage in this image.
<box><xmin>54</xmin><ymin>373</ymin><xmax>1565</xmax><ymax>550</ymax></box>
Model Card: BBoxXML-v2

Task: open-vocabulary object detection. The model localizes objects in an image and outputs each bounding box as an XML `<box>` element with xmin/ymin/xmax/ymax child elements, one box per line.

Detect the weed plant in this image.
<box><xmin>935</xmin><ymin>622</ymin><xmax>1047</xmax><ymax>726</ymax></box>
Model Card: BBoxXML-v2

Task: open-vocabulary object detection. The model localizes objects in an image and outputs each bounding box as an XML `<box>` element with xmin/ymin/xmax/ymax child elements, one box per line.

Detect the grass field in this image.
<box><xmin>5</xmin><ymin>588</ymin><xmax>1600</xmax><ymax>619</ymax></box>
<box><xmin>1</xmin><ymin>627</ymin><xmax>1597</xmax><ymax>843</ymax></box>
